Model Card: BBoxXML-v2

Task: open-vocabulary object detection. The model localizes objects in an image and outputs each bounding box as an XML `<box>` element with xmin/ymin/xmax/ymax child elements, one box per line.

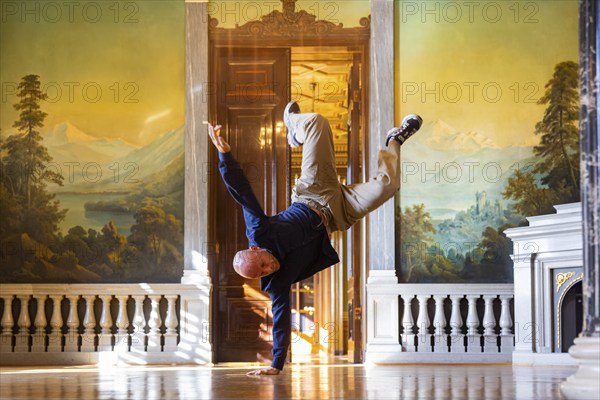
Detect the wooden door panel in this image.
<box><xmin>213</xmin><ymin>47</ymin><xmax>290</xmax><ymax>363</ymax></box>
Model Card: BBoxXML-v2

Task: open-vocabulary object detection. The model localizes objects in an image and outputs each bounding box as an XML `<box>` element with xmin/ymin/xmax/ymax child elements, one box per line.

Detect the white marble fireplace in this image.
<box><xmin>505</xmin><ymin>203</ymin><xmax>583</xmax><ymax>365</ymax></box>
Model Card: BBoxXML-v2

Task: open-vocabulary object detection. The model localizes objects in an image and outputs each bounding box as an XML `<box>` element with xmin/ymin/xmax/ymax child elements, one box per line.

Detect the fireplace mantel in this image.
<box><xmin>505</xmin><ymin>203</ymin><xmax>582</xmax><ymax>365</ymax></box>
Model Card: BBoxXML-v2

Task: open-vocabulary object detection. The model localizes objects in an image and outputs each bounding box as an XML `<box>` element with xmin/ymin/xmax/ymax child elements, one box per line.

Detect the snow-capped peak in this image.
<box><xmin>420</xmin><ymin>120</ymin><xmax>498</xmax><ymax>152</ymax></box>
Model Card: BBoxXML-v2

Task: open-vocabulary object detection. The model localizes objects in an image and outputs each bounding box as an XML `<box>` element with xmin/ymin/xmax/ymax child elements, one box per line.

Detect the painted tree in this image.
<box><xmin>502</xmin><ymin>169</ymin><xmax>554</xmax><ymax>216</ymax></box>
<box><xmin>1</xmin><ymin>75</ymin><xmax>65</xmax><ymax>243</ymax></box>
<box><xmin>534</xmin><ymin>61</ymin><xmax>580</xmax><ymax>202</ymax></box>
<box><xmin>503</xmin><ymin>61</ymin><xmax>580</xmax><ymax>216</ymax></box>
<box><xmin>129</xmin><ymin>205</ymin><xmax>183</xmax><ymax>276</ymax></box>
<box><xmin>397</xmin><ymin>203</ymin><xmax>436</xmax><ymax>282</ymax></box>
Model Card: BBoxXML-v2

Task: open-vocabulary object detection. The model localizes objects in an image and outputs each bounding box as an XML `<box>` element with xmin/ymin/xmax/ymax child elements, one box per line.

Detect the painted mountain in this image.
<box><xmin>401</xmin><ymin>120</ymin><xmax>536</xmax><ymax>220</ymax></box>
<box><xmin>43</xmin><ymin>122</ymin><xmax>184</xmax><ymax>194</ymax></box>
<box><xmin>38</xmin><ymin>122</ymin><xmax>185</xmax><ymax>236</ymax></box>
<box><xmin>44</xmin><ymin>122</ymin><xmax>138</xmax><ymax>167</ymax></box>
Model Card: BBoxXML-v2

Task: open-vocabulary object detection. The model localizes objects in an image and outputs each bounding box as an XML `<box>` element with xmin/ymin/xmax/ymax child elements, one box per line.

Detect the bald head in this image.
<box><xmin>233</xmin><ymin>246</ymin><xmax>280</xmax><ymax>279</ymax></box>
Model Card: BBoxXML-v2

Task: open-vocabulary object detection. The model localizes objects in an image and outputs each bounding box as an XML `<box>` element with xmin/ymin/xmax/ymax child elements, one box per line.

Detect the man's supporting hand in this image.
<box><xmin>246</xmin><ymin>367</ymin><xmax>281</xmax><ymax>377</ymax></box>
<box><xmin>208</xmin><ymin>123</ymin><xmax>231</xmax><ymax>153</ymax></box>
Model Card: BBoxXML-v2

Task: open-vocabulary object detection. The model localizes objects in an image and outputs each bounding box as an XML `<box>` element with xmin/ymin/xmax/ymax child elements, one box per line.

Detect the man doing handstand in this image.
<box><xmin>208</xmin><ymin>101</ymin><xmax>422</xmax><ymax>376</ymax></box>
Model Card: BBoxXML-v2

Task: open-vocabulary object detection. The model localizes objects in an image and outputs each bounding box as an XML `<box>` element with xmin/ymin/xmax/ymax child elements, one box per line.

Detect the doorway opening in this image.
<box><xmin>289</xmin><ymin>46</ymin><xmax>363</xmax><ymax>360</ymax></box>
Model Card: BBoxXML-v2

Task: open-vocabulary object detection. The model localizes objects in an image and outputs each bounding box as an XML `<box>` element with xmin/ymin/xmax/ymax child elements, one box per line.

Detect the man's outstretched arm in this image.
<box><xmin>246</xmin><ymin>287</ymin><xmax>290</xmax><ymax>377</ymax></box>
<box><xmin>208</xmin><ymin>123</ymin><xmax>266</xmax><ymax>220</ymax></box>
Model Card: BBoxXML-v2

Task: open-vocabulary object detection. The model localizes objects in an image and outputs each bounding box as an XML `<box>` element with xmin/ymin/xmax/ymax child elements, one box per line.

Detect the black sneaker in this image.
<box><xmin>284</xmin><ymin>101</ymin><xmax>302</xmax><ymax>147</ymax></box>
<box><xmin>386</xmin><ymin>114</ymin><xmax>423</xmax><ymax>146</ymax></box>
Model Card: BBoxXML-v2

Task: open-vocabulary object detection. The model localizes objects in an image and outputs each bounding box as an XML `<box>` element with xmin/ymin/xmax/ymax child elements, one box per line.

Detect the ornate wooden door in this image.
<box><xmin>212</xmin><ymin>47</ymin><xmax>290</xmax><ymax>362</ymax></box>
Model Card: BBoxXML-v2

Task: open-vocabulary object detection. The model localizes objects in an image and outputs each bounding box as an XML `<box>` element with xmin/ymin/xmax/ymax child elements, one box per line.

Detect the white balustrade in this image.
<box><xmin>97</xmin><ymin>295</ymin><xmax>114</xmax><ymax>351</ymax></box>
<box><xmin>0</xmin><ymin>283</ymin><xmax>211</xmax><ymax>365</ymax></box>
<box><xmin>482</xmin><ymin>295</ymin><xmax>497</xmax><ymax>353</ymax></box>
<box><xmin>366</xmin><ymin>277</ymin><xmax>515</xmax><ymax>363</ymax></box>
<box><xmin>1</xmin><ymin>296</ymin><xmax>15</xmax><ymax>352</ymax></box>
<box><xmin>432</xmin><ymin>295</ymin><xmax>447</xmax><ymax>353</ymax></box>
<box><xmin>115</xmin><ymin>295</ymin><xmax>129</xmax><ymax>350</ymax></box>
<box><xmin>499</xmin><ymin>295</ymin><xmax>514</xmax><ymax>352</ymax></box>
<box><xmin>48</xmin><ymin>295</ymin><xmax>64</xmax><ymax>352</ymax></box>
<box><xmin>65</xmin><ymin>295</ymin><xmax>80</xmax><ymax>352</ymax></box>
<box><xmin>416</xmin><ymin>295</ymin><xmax>432</xmax><ymax>352</ymax></box>
<box><xmin>164</xmin><ymin>295</ymin><xmax>178</xmax><ymax>352</ymax></box>
<box><xmin>81</xmin><ymin>295</ymin><xmax>97</xmax><ymax>352</ymax></box>
<box><xmin>466</xmin><ymin>295</ymin><xmax>482</xmax><ymax>352</ymax></box>
<box><xmin>131</xmin><ymin>295</ymin><xmax>146</xmax><ymax>350</ymax></box>
<box><xmin>31</xmin><ymin>295</ymin><xmax>47</xmax><ymax>352</ymax></box>
<box><xmin>449</xmin><ymin>295</ymin><xmax>464</xmax><ymax>353</ymax></box>
<box><xmin>401</xmin><ymin>296</ymin><xmax>416</xmax><ymax>352</ymax></box>
<box><xmin>147</xmin><ymin>295</ymin><xmax>163</xmax><ymax>352</ymax></box>
<box><xmin>15</xmin><ymin>295</ymin><xmax>31</xmax><ymax>352</ymax></box>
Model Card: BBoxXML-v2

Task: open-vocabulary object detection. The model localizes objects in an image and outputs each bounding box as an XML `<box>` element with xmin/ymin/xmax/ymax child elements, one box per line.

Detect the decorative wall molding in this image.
<box><xmin>208</xmin><ymin>0</ymin><xmax>370</xmax><ymax>42</ymax></box>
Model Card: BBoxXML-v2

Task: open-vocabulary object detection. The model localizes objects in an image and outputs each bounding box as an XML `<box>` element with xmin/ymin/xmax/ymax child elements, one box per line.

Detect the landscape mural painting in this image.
<box><xmin>396</xmin><ymin>1</ymin><xmax>580</xmax><ymax>283</ymax></box>
<box><xmin>0</xmin><ymin>2</ymin><xmax>185</xmax><ymax>283</ymax></box>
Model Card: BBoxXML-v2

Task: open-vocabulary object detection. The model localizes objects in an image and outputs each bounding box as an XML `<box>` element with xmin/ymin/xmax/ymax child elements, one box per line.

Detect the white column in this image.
<box><xmin>81</xmin><ymin>295</ymin><xmax>97</xmax><ymax>352</ymax></box>
<box><xmin>499</xmin><ymin>295</ymin><xmax>514</xmax><ymax>353</ymax></box>
<box><xmin>1</xmin><ymin>295</ymin><xmax>15</xmax><ymax>352</ymax></box>
<box><xmin>163</xmin><ymin>295</ymin><xmax>178</xmax><ymax>352</ymax></box>
<box><xmin>401</xmin><ymin>295</ymin><xmax>416</xmax><ymax>352</ymax></box>
<box><xmin>31</xmin><ymin>295</ymin><xmax>47</xmax><ymax>352</ymax></box>
<box><xmin>482</xmin><ymin>295</ymin><xmax>498</xmax><ymax>353</ymax></box>
<box><xmin>432</xmin><ymin>295</ymin><xmax>448</xmax><ymax>353</ymax></box>
<box><xmin>64</xmin><ymin>295</ymin><xmax>80</xmax><ymax>352</ymax></box>
<box><xmin>15</xmin><ymin>295</ymin><xmax>31</xmax><ymax>352</ymax></box>
<box><xmin>147</xmin><ymin>295</ymin><xmax>162</xmax><ymax>352</ymax></box>
<box><xmin>416</xmin><ymin>295</ymin><xmax>431</xmax><ymax>352</ymax></box>
<box><xmin>114</xmin><ymin>295</ymin><xmax>130</xmax><ymax>351</ymax></box>
<box><xmin>97</xmin><ymin>295</ymin><xmax>114</xmax><ymax>351</ymax></box>
<box><xmin>449</xmin><ymin>295</ymin><xmax>464</xmax><ymax>353</ymax></box>
<box><xmin>131</xmin><ymin>295</ymin><xmax>146</xmax><ymax>350</ymax></box>
<box><xmin>466</xmin><ymin>295</ymin><xmax>481</xmax><ymax>353</ymax></box>
<box><xmin>47</xmin><ymin>295</ymin><xmax>64</xmax><ymax>352</ymax></box>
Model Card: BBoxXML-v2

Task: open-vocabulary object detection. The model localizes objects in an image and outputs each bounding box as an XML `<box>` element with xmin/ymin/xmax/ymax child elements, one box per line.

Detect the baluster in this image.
<box><xmin>147</xmin><ymin>295</ymin><xmax>163</xmax><ymax>352</ymax></box>
<box><xmin>499</xmin><ymin>295</ymin><xmax>514</xmax><ymax>353</ymax></box>
<box><xmin>0</xmin><ymin>295</ymin><xmax>15</xmax><ymax>352</ymax></box>
<box><xmin>81</xmin><ymin>295</ymin><xmax>97</xmax><ymax>351</ymax></box>
<box><xmin>401</xmin><ymin>295</ymin><xmax>416</xmax><ymax>352</ymax></box>
<box><xmin>432</xmin><ymin>295</ymin><xmax>448</xmax><ymax>352</ymax></box>
<box><xmin>416</xmin><ymin>295</ymin><xmax>432</xmax><ymax>352</ymax></box>
<box><xmin>466</xmin><ymin>295</ymin><xmax>481</xmax><ymax>352</ymax></box>
<box><xmin>131</xmin><ymin>295</ymin><xmax>146</xmax><ymax>350</ymax></box>
<box><xmin>482</xmin><ymin>295</ymin><xmax>498</xmax><ymax>353</ymax></box>
<box><xmin>163</xmin><ymin>295</ymin><xmax>178</xmax><ymax>352</ymax></box>
<box><xmin>64</xmin><ymin>295</ymin><xmax>80</xmax><ymax>351</ymax></box>
<box><xmin>97</xmin><ymin>295</ymin><xmax>114</xmax><ymax>351</ymax></box>
<box><xmin>48</xmin><ymin>295</ymin><xmax>64</xmax><ymax>352</ymax></box>
<box><xmin>15</xmin><ymin>295</ymin><xmax>31</xmax><ymax>352</ymax></box>
<box><xmin>115</xmin><ymin>295</ymin><xmax>130</xmax><ymax>351</ymax></box>
<box><xmin>449</xmin><ymin>295</ymin><xmax>464</xmax><ymax>353</ymax></box>
<box><xmin>31</xmin><ymin>295</ymin><xmax>47</xmax><ymax>352</ymax></box>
